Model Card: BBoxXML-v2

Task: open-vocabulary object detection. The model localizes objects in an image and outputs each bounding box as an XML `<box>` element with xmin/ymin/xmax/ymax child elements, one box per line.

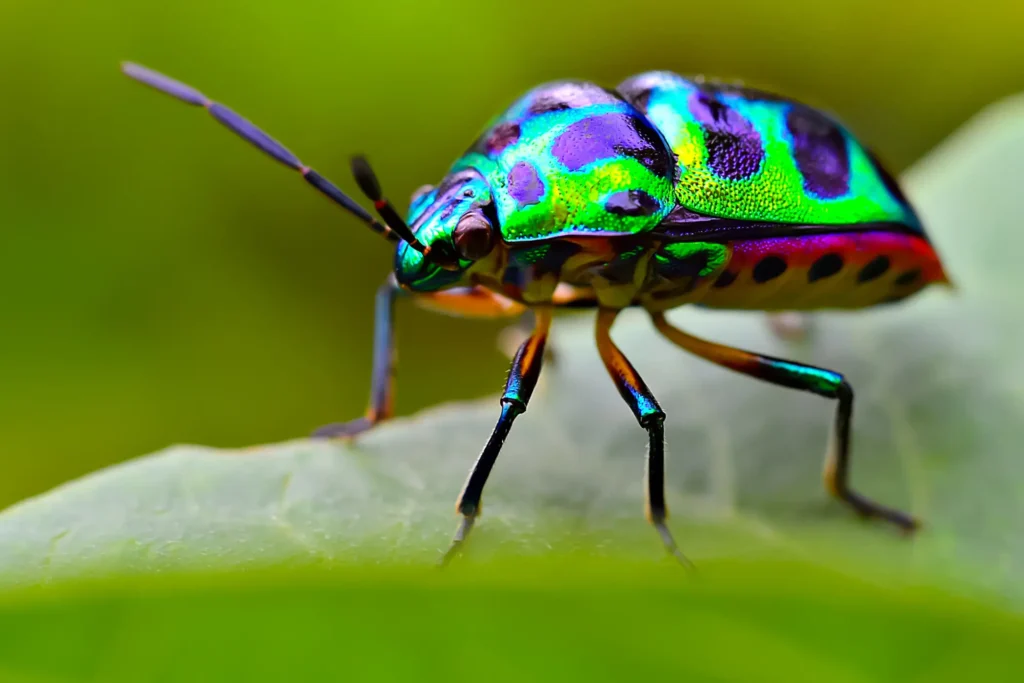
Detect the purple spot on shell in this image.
<box><xmin>484</xmin><ymin>122</ymin><xmax>520</xmax><ymax>156</ymax></box>
<box><xmin>688</xmin><ymin>90</ymin><xmax>764</xmax><ymax>181</ymax></box>
<box><xmin>508</xmin><ymin>161</ymin><xmax>544</xmax><ymax>206</ymax></box>
<box><xmin>786</xmin><ymin>107</ymin><xmax>851</xmax><ymax>199</ymax></box>
<box><xmin>605</xmin><ymin>190</ymin><xmax>661</xmax><ymax>216</ymax></box>
<box><xmin>550</xmin><ymin>113</ymin><xmax>673</xmax><ymax>179</ymax></box>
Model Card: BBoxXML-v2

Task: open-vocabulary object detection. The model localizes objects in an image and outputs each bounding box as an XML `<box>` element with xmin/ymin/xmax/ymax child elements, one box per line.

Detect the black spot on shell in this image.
<box><xmin>857</xmin><ymin>256</ymin><xmax>890</xmax><ymax>282</ymax></box>
<box><xmin>753</xmin><ymin>256</ymin><xmax>787</xmax><ymax>283</ymax></box>
<box><xmin>689</xmin><ymin>90</ymin><xmax>764</xmax><ymax>181</ymax></box>
<box><xmin>713</xmin><ymin>270</ymin><xmax>738</xmax><ymax>288</ymax></box>
<box><xmin>894</xmin><ymin>268</ymin><xmax>922</xmax><ymax>286</ymax></box>
<box><xmin>808</xmin><ymin>253</ymin><xmax>844</xmax><ymax>282</ymax></box>
<box><xmin>786</xmin><ymin>107</ymin><xmax>851</xmax><ymax>199</ymax></box>
<box><xmin>605</xmin><ymin>190</ymin><xmax>661</xmax><ymax>216</ymax></box>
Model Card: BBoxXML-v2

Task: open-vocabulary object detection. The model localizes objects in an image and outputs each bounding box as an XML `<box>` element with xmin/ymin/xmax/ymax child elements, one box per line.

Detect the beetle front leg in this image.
<box><xmin>650</xmin><ymin>312</ymin><xmax>919</xmax><ymax>532</ymax></box>
<box><xmin>313</xmin><ymin>276</ymin><xmax>403</xmax><ymax>439</ymax></box>
<box><xmin>497</xmin><ymin>309</ymin><xmax>558</xmax><ymax>365</ymax></box>
<box><xmin>441</xmin><ymin>307</ymin><xmax>552</xmax><ymax>565</ymax></box>
<box><xmin>315</xmin><ymin>282</ymin><xmax>526</xmax><ymax>440</ymax></box>
<box><xmin>595</xmin><ymin>308</ymin><xmax>691</xmax><ymax>566</ymax></box>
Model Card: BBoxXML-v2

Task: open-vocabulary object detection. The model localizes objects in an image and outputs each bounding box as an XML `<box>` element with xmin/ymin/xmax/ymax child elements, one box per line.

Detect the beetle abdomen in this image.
<box><xmin>688</xmin><ymin>230</ymin><xmax>948</xmax><ymax>311</ymax></box>
<box><xmin>455</xmin><ymin>81</ymin><xmax>678</xmax><ymax>243</ymax></box>
<box><xmin>617</xmin><ymin>71</ymin><xmax>922</xmax><ymax>232</ymax></box>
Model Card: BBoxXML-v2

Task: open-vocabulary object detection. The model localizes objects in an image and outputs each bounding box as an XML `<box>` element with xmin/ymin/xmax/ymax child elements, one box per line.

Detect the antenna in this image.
<box><xmin>121</xmin><ymin>61</ymin><xmax>427</xmax><ymax>253</ymax></box>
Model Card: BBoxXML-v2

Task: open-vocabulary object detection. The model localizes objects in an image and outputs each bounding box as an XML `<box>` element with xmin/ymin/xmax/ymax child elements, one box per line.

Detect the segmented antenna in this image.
<box><xmin>349</xmin><ymin>155</ymin><xmax>426</xmax><ymax>251</ymax></box>
<box><xmin>121</xmin><ymin>61</ymin><xmax>426</xmax><ymax>252</ymax></box>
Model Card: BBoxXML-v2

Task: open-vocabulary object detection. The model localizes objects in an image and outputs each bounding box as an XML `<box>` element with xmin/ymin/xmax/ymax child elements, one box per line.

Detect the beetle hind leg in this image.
<box><xmin>650</xmin><ymin>312</ymin><xmax>919</xmax><ymax>532</ymax></box>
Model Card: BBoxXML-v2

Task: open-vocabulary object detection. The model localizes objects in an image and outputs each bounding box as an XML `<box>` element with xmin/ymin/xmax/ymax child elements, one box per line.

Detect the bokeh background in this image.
<box><xmin>1</xmin><ymin>0</ymin><xmax>1023</xmax><ymax>509</ymax></box>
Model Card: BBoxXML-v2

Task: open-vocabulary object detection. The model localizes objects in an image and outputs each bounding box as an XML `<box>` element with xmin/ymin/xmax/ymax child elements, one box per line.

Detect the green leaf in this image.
<box><xmin>2</xmin><ymin>95</ymin><xmax>1024</xmax><ymax>607</ymax></box>
<box><xmin>0</xmin><ymin>560</ymin><xmax>1020</xmax><ymax>683</ymax></box>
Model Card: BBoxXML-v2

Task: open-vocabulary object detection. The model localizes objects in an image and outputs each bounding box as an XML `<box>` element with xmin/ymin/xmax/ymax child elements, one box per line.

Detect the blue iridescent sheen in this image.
<box><xmin>766</xmin><ymin>358</ymin><xmax>843</xmax><ymax>396</ymax></box>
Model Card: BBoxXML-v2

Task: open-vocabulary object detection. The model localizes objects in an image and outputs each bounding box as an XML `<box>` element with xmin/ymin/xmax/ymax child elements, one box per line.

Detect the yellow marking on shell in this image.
<box><xmin>675</xmin><ymin>123</ymin><xmax>703</xmax><ymax>170</ymax></box>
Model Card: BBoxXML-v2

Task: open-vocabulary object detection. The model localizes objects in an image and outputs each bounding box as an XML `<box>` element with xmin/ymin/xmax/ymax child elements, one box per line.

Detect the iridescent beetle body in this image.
<box><xmin>123</xmin><ymin>63</ymin><xmax>950</xmax><ymax>565</ymax></box>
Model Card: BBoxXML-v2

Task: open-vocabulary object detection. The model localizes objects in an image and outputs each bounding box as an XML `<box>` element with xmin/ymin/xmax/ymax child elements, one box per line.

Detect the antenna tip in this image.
<box><xmin>350</xmin><ymin>155</ymin><xmax>383</xmax><ymax>201</ymax></box>
<box><xmin>120</xmin><ymin>60</ymin><xmax>209</xmax><ymax>107</ymax></box>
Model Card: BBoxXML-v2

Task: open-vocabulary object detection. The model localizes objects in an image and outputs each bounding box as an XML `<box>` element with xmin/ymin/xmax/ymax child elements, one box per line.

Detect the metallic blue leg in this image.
<box><xmin>313</xmin><ymin>277</ymin><xmax>401</xmax><ymax>439</ymax></box>
<box><xmin>651</xmin><ymin>312</ymin><xmax>918</xmax><ymax>532</ymax></box>
<box><xmin>595</xmin><ymin>308</ymin><xmax>690</xmax><ymax>567</ymax></box>
<box><xmin>441</xmin><ymin>308</ymin><xmax>552</xmax><ymax>565</ymax></box>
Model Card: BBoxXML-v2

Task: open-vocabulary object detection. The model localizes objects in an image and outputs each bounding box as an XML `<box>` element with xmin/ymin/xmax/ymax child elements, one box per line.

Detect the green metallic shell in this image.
<box><xmin>617</xmin><ymin>71</ymin><xmax>921</xmax><ymax>231</ymax></box>
<box><xmin>452</xmin><ymin>81</ymin><xmax>678</xmax><ymax>243</ymax></box>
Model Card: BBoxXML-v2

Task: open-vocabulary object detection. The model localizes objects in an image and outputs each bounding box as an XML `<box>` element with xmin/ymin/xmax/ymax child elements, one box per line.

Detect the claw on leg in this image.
<box><xmin>440</xmin><ymin>515</ymin><xmax>476</xmax><ymax>567</ymax></box>
<box><xmin>312</xmin><ymin>416</ymin><xmax>375</xmax><ymax>440</ymax></box>
<box><xmin>653</xmin><ymin>519</ymin><xmax>693</xmax><ymax>569</ymax></box>
<box><xmin>652</xmin><ymin>312</ymin><xmax>920</xmax><ymax>535</ymax></box>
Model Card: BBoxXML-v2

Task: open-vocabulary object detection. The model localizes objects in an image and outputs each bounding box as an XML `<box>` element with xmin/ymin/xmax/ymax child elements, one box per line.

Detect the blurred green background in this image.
<box><xmin>2</xmin><ymin>0</ymin><xmax>1023</xmax><ymax>509</ymax></box>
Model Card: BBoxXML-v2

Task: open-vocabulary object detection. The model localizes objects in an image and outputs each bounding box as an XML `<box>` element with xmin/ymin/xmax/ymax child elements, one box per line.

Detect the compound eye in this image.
<box><xmin>453</xmin><ymin>211</ymin><xmax>494</xmax><ymax>260</ymax></box>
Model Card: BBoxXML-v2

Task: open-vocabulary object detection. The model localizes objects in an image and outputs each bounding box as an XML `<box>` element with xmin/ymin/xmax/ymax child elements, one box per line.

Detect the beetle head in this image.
<box><xmin>394</xmin><ymin>169</ymin><xmax>498</xmax><ymax>291</ymax></box>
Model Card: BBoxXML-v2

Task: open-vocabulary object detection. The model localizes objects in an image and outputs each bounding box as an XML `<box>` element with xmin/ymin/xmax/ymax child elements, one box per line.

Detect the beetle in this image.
<box><xmin>122</xmin><ymin>63</ymin><xmax>950</xmax><ymax>565</ymax></box>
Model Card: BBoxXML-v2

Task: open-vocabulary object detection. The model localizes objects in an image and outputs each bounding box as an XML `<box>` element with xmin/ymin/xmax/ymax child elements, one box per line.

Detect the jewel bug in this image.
<box><xmin>122</xmin><ymin>63</ymin><xmax>950</xmax><ymax>565</ymax></box>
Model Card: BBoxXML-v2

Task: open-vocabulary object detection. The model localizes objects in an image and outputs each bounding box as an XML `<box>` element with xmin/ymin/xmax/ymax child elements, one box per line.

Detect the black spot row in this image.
<box><xmin>711</xmin><ymin>253</ymin><xmax>921</xmax><ymax>289</ymax></box>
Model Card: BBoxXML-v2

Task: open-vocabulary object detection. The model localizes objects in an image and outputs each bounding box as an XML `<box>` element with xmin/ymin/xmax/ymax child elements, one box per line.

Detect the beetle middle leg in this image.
<box><xmin>441</xmin><ymin>307</ymin><xmax>552</xmax><ymax>565</ymax></box>
<box><xmin>314</xmin><ymin>279</ymin><xmax>525</xmax><ymax>439</ymax></box>
<box><xmin>497</xmin><ymin>309</ymin><xmax>558</xmax><ymax>365</ymax></box>
<box><xmin>594</xmin><ymin>308</ymin><xmax>691</xmax><ymax>566</ymax></box>
<box><xmin>650</xmin><ymin>312</ymin><xmax>919</xmax><ymax>532</ymax></box>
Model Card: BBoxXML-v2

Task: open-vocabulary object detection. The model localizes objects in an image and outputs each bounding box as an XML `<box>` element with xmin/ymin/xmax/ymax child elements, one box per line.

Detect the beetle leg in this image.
<box><xmin>650</xmin><ymin>312</ymin><xmax>919</xmax><ymax>532</ymax></box>
<box><xmin>595</xmin><ymin>308</ymin><xmax>691</xmax><ymax>567</ymax></box>
<box><xmin>441</xmin><ymin>307</ymin><xmax>553</xmax><ymax>565</ymax></box>
<box><xmin>497</xmin><ymin>310</ymin><xmax>558</xmax><ymax>364</ymax></box>
<box><xmin>314</xmin><ymin>282</ymin><xmax>526</xmax><ymax>440</ymax></box>
<box><xmin>313</xmin><ymin>276</ymin><xmax>404</xmax><ymax>439</ymax></box>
